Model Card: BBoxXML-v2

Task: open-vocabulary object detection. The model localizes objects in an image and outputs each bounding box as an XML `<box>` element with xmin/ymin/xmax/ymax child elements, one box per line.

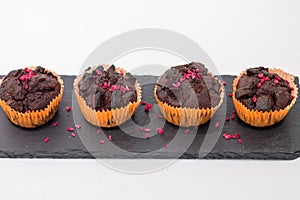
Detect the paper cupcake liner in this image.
<box><xmin>73</xmin><ymin>65</ymin><xmax>142</xmax><ymax>128</ymax></box>
<box><xmin>232</xmin><ymin>68</ymin><xmax>298</xmax><ymax>127</ymax></box>
<box><xmin>0</xmin><ymin>67</ymin><xmax>64</xmax><ymax>128</ymax></box>
<box><xmin>154</xmin><ymin>73</ymin><xmax>225</xmax><ymax>127</ymax></box>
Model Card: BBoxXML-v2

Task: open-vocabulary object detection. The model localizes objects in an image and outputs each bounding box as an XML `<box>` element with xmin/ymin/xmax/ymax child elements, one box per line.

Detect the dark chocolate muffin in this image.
<box><xmin>235</xmin><ymin>67</ymin><xmax>293</xmax><ymax>112</ymax></box>
<box><xmin>0</xmin><ymin>66</ymin><xmax>63</xmax><ymax>128</ymax></box>
<box><xmin>155</xmin><ymin>62</ymin><xmax>222</xmax><ymax>109</ymax></box>
<box><xmin>74</xmin><ymin>64</ymin><xmax>142</xmax><ymax>127</ymax></box>
<box><xmin>232</xmin><ymin>67</ymin><xmax>298</xmax><ymax>127</ymax></box>
<box><xmin>77</xmin><ymin>65</ymin><xmax>138</xmax><ymax>110</ymax></box>
<box><xmin>0</xmin><ymin>66</ymin><xmax>61</xmax><ymax>113</ymax></box>
<box><xmin>154</xmin><ymin>62</ymin><xmax>224</xmax><ymax>127</ymax></box>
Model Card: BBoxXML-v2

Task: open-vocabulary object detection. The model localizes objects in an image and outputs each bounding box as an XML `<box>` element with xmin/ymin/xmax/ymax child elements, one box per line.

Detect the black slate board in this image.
<box><xmin>0</xmin><ymin>75</ymin><xmax>299</xmax><ymax>160</ymax></box>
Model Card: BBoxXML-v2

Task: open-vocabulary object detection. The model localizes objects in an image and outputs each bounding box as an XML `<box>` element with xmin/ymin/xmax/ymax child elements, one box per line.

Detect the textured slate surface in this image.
<box><xmin>0</xmin><ymin>75</ymin><xmax>299</xmax><ymax>160</ymax></box>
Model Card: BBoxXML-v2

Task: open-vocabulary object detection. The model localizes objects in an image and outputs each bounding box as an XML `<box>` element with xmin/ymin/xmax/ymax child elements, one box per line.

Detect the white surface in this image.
<box><xmin>0</xmin><ymin>0</ymin><xmax>300</xmax><ymax>199</ymax></box>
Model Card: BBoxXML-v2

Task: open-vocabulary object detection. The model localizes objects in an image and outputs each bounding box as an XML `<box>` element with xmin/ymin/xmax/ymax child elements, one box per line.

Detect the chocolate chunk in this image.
<box><xmin>255</xmin><ymin>94</ymin><xmax>274</xmax><ymax>111</ymax></box>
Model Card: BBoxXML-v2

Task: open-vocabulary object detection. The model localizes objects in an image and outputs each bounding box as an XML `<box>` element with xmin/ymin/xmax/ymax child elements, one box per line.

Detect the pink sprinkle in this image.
<box><xmin>157</xmin><ymin>114</ymin><xmax>163</xmax><ymax>119</ymax></box>
<box><xmin>44</xmin><ymin>137</ymin><xmax>50</xmax><ymax>143</ymax></box>
<box><xmin>187</xmin><ymin>69</ymin><xmax>193</xmax><ymax>74</ymax></box>
<box><xmin>120</xmin><ymin>70</ymin><xmax>125</xmax><ymax>76</ymax></box>
<box><xmin>179</xmin><ymin>78</ymin><xmax>185</xmax><ymax>82</ymax></box>
<box><xmin>75</xmin><ymin>124</ymin><xmax>81</xmax><ymax>129</ymax></box>
<box><xmin>231</xmin><ymin>114</ymin><xmax>236</xmax><ymax>120</ymax></box>
<box><xmin>257</xmin><ymin>82</ymin><xmax>262</xmax><ymax>88</ymax></box>
<box><xmin>292</xmin><ymin>95</ymin><xmax>296</xmax><ymax>99</ymax></box>
<box><xmin>224</xmin><ymin>134</ymin><xmax>231</xmax><ymax>140</ymax></box>
<box><xmin>66</xmin><ymin>127</ymin><xmax>74</xmax><ymax>131</ymax></box>
<box><xmin>141</xmin><ymin>101</ymin><xmax>147</xmax><ymax>105</ymax></box>
<box><xmin>274</xmin><ymin>79</ymin><xmax>279</xmax><ymax>84</ymax></box>
<box><xmin>232</xmin><ymin>110</ymin><xmax>237</xmax><ymax>114</ymax></box>
<box><xmin>92</xmin><ymin>75</ymin><xmax>98</xmax><ymax>79</ymax></box>
<box><xmin>108</xmin><ymin>135</ymin><xmax>112</xmax><ymax>141</ymax></box>
<box><xmin>290</xmin><ymin>87</ymin><xmax>294</xmax><ymax>91</ymax></box>
<box><xmin>97</xmin><ymin>129</ymin><xmax>101</xmax><ymax>134</ymax></box>
<box><xmin>286</xmin><ymin>80</ymin><xmax>290</xmax><ymax>84</ymax></box>
<box><xmin>20</xmin><ymin>75</ymin><xmax>26</xmax><ymax>82</ymax></box>
<box><xmin>172</xmin><ymin>81</ymin><xmax>181</xmax><ymax>88</ymax></box>
<box><xmin>71</xmin><ymin>132</ymin><xmax>76</xmax><ymax>137</ymax></box>
<box><xmin>184</xmin><ymin>74</ymin><xmax>190</xmax><ymax>79</ymax></box>
<box><xmin>225</xmin><ymin>117</ymin><xmax>231</xmax><ymax>121</ymax></box>
<box><xmin>145</xmin><ymin>134</ymin><xmax>150</xmax><ymax>139</ymax></box>
<box><xmin>185</xmin><ymin>129</ymin><xmax>190</xmax><ymax>134</ymax></box>
<box><xmin>258</xmin><ymin>73</ymin><xmax>264</xmax><ymax>79</ymax></box>
<box><xmin>143</xmin><ymin>128</ymin><xmax>151</xmax><ymax>132</ymax></box>
<box><xmin>265</xmin><ymin>77</ymin><xmax>270</xmax><ymax>81</ymax></box>
<box><xmin>145</xmin><ymin>103</ymin><xmax>153</xmax><ymax>112</ymax></box>
<box><xmin>103</xmin><ymin>82</ymin><xmax>111</xmax><ymax>89</ymax></box>
<box><xmin>275</xmin><ymin>76</ymin><xmax>281</xmax><ymax>81</ymax></box>
<box><xmin>109</xmin><ymin>85</ymin><xmax>117</xmax><ymax>92</ymax></box>
<box><xmin>195</xmin><ymin>68</ymin><xmax>199</xmax><ymax>73</ymax></box>
<box><xmin>197</xmin><ymin>73</ymin><xmax>202</xmax><ymax>78</ymax></box>
<box><xmin>66</xmin><ymin>107</ymin><xmax>72</xmax><ymax>112</ymax></box>
<box><xmin>235</xmin><ymin>133</ymin><xmax>241</xmax><ymax>139</ymax></box>
<box><xmin>25</xmin><ymin>67</ymin><xmax>32</xmax><ymax>73</ymax></box>
<box><xmin>214</xmin><ymin>122</ymin><xmax>220</xmax><ymax>128</ymax></box>
<box><xmin>230</xmin><ymin>134</ymin><xmax>236</xmax><ymax>139</ymax></box>
<box><xmin>228</xmin><ymin>93</ymin><xmax>233</xmax><ymax>97</ymax></box>
<box><xmin>53</xmin><ymin>122</ymin><xmax>58</xmax><ymax>127</ymax></box>
<box><xmin>237</xmin><ymin>139</ymin><xmax>243</xmax><ymax>144</ymax></box>
<box><xmin>222</xmin><ymin>81</ymin><xmax>227</xmax><ymax>85</ymax></box>
<box><xmin>21</xmin><ymin>71</ymin><xmax>34</xmax><ymax>80</ymax></box>
<box><xmin>103</xmin><ymin>82</ymin><xmax>108</xmax><ymax>88</ymax></box>
<box><xmin>99</xmin><ymin>139</ymin><xmax>104</xmax><ymax>144</ymax></box>
<box><xmin>253</xmin><ymin>95</ymin><xmax>257</xmax><ymax>103</ymax></box>
<box><xmin>25</xmin><ymin>109</ymin><xmax>29</xmax><ymax>113</ymax></box>
<box><xmin>96</xmin><ymin>69</ymin><xmax>102</xmax><ymax>75</ymax></box>
<box><xmin>223</xmin><ymin>132</ymin><xmax>229</xmax><ymax>137</ymax></box>
<box><xmin>163</xmin><ymin>143</ymin><xmax>167</xmax><ymax>148</ymax></box>
<box><xmin>24</xmin><ymin>84</ymin><xmax>29</xmax><ymax>89</ymax></box>
<box><xmin>156</xmin><ymin>128</ymin><xmax>164</xmax><ymax>135</ymax></box>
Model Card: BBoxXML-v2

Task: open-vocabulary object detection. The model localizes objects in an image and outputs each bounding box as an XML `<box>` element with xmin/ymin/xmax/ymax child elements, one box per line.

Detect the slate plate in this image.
<box><xmin>0</xmin><ymin>75</ymin><xmax>299</xmax><ymax>160</ymax></box>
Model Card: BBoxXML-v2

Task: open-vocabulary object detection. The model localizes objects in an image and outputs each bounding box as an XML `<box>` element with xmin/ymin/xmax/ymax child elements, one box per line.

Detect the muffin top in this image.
<box><xmin>77</xmin><ymin>65</ymin><xmax>138</xmax><ymax>111</ymax></box>
<box><xmin>235</xmin><ymin>67</ymin><xmax>293</xmax><ymax>111</ymax></box>
<box><xmin>155</xmin><ymin>62</ymin><xmax>222</xmax><ymax>108</ymax></box>
<box><xmin>0</xmin><ymin>66</ymin><xmax>61</xmax><ymax>113</ymax></box>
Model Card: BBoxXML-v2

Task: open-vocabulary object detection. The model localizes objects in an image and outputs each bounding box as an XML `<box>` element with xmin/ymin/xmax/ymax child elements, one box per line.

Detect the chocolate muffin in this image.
<box><xmin>154</xmin><ymin>62</ymin><xmax>224</xmax><ymax>127</ymax></box>
<box><xmin>0</xmin><ymin>66</ymin><xmax>64</xmax><ymax>128</ymax></box>
<box><xmin>232</xmin><ymin>67</ymin><xmax>298</xmax><ymax>127</ymax></box>
<box><xmin>235</xmin><ymin>67</ymin><xmax>293</xmax><ymax>111</ymax></box>
<box><xmin>74</xmin><ymin>64</ymin><xmax>142</xmax><ymax>128</ymax></box>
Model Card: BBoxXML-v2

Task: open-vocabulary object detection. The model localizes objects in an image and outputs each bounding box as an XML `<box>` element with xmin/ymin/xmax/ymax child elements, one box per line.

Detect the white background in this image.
<box><xmin>0</xmin><ymin>0</ymin><xmax>300</xmax><ymax>199</ymax></box>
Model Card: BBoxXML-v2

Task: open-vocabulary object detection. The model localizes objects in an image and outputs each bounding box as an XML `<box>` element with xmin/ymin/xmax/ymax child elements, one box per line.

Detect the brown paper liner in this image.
<box><xmin>154</xmin><ymin>73</ymin><xmax>225</xmax><ymax>127</ymax></box>
<box><xmin>0</xmin><ymin>67</ymin><xmax>64</xmax><ymax>128</ymax></box>
<box><xmin>73</xmin><ymin>64</ymin><xmax>142</xmax><ymax>128</ymax></box>
<box><xmin>232</xmin><ymin>68</ymin><xmax>298</xmax><ymax>127</ymax></box>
